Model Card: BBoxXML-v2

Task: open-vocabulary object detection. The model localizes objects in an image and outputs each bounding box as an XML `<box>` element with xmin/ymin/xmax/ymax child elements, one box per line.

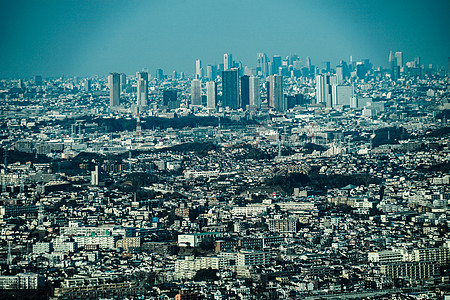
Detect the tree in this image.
<box><xmin>193</xmin><ymin>268</ymin><xmax>219</xmax><ymax>281</ymax></box>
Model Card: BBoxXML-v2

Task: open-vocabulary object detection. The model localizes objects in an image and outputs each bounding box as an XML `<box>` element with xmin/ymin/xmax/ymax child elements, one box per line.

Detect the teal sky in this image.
<box><xmin>0</xmin><ymin>0</ymin><xmax>449</xmax><ymax>78</ymax></box>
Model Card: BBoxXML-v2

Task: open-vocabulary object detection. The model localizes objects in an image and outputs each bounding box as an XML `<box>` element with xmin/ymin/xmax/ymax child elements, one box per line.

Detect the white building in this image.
<box><xmin>174</xmin><ymin>256</ymin><xmax>220</xmax><ymax>279</ymax></box>
<box><xmin>0</xmin><ymin>273</ymin><xmax>44</xmax><ymax>290</ymax></box>
<box><xmin>249</xmin><ymin>76</ymin><xmax>261</xmax><ymax>109</ymax></box>
<box><xmin>33</xmin><ymin>242</ymin><xmax>52</xmax><ymax>254</ymax></box>
<box><xmin>73</xmin><ymin>235</ymin><xmax>116</xmax><ymax>249</ymax></box>
<box><xmin>268</xmin><ymin>75</ymin><xmax>284</xmax><ymax>111</ymax></box>
<box><xmin>331</xmin><ymin>85</ymin><xmax>353</xmax><ymax>106</ymax></box>
<box><xmin>231</xmin><ymin>204</ymin><xmax>267</xmax><ymax>216</ymax></box>
<box><xmin>236</xmin><ymin>250</ymin><xmax>270</xmax><ymax>266</ymax></box>
<box><xmin>178</xmin><ymin>232</ymin><xmax>224</xmax><ymax>247</ymax></box>
<box><xmin>206</xmin><ymin>81</ymin><xmax>216</xmax><ymax>109</ymax></box>
<box><xmin>136</xmin><ymin>71</ymin><xmax>148</xmax><ymax>107</ymax></box>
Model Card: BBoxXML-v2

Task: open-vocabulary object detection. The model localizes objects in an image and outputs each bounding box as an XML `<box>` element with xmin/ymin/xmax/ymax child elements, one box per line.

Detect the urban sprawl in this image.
<box><xmin>1</xmin><ymin>52</ymin><xmax>450</xmax><ymax>299</ymax></box>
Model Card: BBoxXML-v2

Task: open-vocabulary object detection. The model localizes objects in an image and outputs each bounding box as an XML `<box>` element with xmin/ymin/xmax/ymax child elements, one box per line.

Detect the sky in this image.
<box><xmin>0</xmin><ymin>0</ymin><xmax>449</xmax><ymax>79</ymax></box>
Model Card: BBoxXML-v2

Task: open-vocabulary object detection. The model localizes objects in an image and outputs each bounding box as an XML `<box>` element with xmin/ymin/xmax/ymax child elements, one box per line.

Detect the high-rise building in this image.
<box><xmin>120</xmin><ymin>73</ymin><xmax>127</xmax><ymax>92</ymax></box>
<box><xmin>206</xmin><ymin>81</ymin><xmax>217</xmax><ymax>109</ymax></box>
<box><xmin>18</xmin><ymin>79</ymin><xmax>24</xmax><ymax>89</ymax></box>
<box><xmin>163</xmin><ymin>90</ymin><xmax>177</xmax><ymax>105</ymax></box>
<box><xmin>224</xmin><ymin>53</ymin><xmax>233</xmax><ymax>71</ymax></box>
<box><xmin>332</xmin><ymin>85</ymin><xmax>353</xmax><ymax>107</ymax></box>
<box><xmin>268</xmin><ymin>74</ymin><xmax>284</xmax><ymax>111</ymax></box>
<box><xmin>356</xmin><ymin>63</ymin><xmax>366</xmax><ymax>79</ymax></box>
<box><xmin>222</xmin><ymin>68</ymin><xmax>239</xmax><ymax>109</ymax></box>
<box><xmin>244</xmin><ymin>67</ymin><xmax>257</xmax><ymax>76</ymax></box>
<box><xmin>191</xmin><ymin>79</ymin><xmax>201</xmax><ymax>106</ymax></box>
<box><xmin>249</xmin><ymin>76</ymin><xmax>261</xmax><ymax>109</ymax></box>
<box><xmin>335</xmin><ymin>65</ymin><xmax>344</xmax><ymax>84</ymax></box>
<box><xmin>240</xmin><ymin>75</ymin><xmax>250</xmax><ymax>109</ymax></box>
<box><xmin>389</xmin><ymin>51</ymin><xmax>400</xmax><ymax>80</ymax></box>
<box><xmin>323</xmin><ymin>61</ymin><xmax>331</xmax><ymax>73</ymax></box>
<box><xmin>288</xmin><ymin>54</ymin><xmax>299</xmax><ymax>66</ymax></box>
<box><xmin>163</xmin><ymin>90</ymin><xmax>179</xmax><ymax>109</ymax></box>
<box><xmin>34</xmin><ymin>75</ymin><xmax>42</xmax><ymax>86</ymax></box>
<box><xmin>272</xmin><ymin>55</ymin><xmax>282</xmax><ymax>75</ymax></box>
<box><xmin>195</xmin><ymin>59</ymin><xmax>202</xmax><ymax>79</ymax></box>
<box><xmin>315</xmin><ymin>74</ymin><xmax>332</xmax><ymax>107</ymax></box>
<box><xmin>83</xmin><ymin>79</ymin><xmax>92</xmax><ymax>92</ymax></box>
<box><xmin>395</xmin><ymin>52</ymin><xmax>403</xmax><ymax>67</ymax></box>
<box><xmin>206</xmin><ymin>65</ymin><xmax>217</xmax><ymax>81</ymax></box>
<box><xmin>257</xmin><ymin>53</ymin><xmax>269</xmax><ymax>77</ymax></box>
<box><xmin>109</xmin><ymin>73</ymin><xmax>120</xmax><ymax>107</ymax></box>
<box><xmin>156</xmin><ymin>69</ymin><xmax>164</xmax><ymax>80</ymax></box>
<box><xmin>136</xmin><ymin>72</ymin><xmax>148</xmax><ymax>108</ymax></box>
<box><xmin>306</xmin><ymin>57</ymin><xmax>311</xmax><ymax>70</ymax></box>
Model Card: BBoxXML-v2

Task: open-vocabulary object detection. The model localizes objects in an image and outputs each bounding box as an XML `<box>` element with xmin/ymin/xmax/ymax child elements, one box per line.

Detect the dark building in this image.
<box><xmin>285</xmin><ymin>94</ymin><xmax>305</xmax><ymax>109</ymax></box>
<box><xmin>286</xmin><ymin>96</ymin><xmax>296</xmax><ymax>109</ymax></box>
<box><xmin>163</xmin><ymin>90</ymin><xmax>179</xmax><ymax>109</ymax></box>
<box><xmin>222</xmin><ymin>68</ymin><xmax>239</xmax><ymax>109</ymax></box>
<box><xmin>323</xmin><ymin>61</ymin><xmax>331</xmax><ymax>73</ymax></box>
<box><xmin>240</xmin><ymin>75</ymin><xmax>250</xmax><ymax>109</ymax></box>
<box><xmin>155</xmin><ymin>69</ymin><xmax>164</xmax><ymax>80</ymax></box>
<box><xmin>34</xmin><ymin>75</ymin><xmax>42</xmax><ymax>86</ymax></box>
<box><xmin>272</xmin><ymin>55</ymin><xmax>282</xmax><ymax>75</ymax></box>
<box><xmin>356</xmin><ymin>63</ymin><xmax>366</xmax><ymax>79</ymax></box>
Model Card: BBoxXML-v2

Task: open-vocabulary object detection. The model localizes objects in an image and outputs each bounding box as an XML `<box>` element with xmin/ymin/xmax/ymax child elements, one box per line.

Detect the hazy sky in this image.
<box><xmin>0</xmin><ymin>0</ymin><xmax>449</xmax><ymax>78</ymax></box>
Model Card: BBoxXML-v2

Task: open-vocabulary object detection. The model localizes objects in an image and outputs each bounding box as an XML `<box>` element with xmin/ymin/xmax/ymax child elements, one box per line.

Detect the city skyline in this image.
<box><xmin>1</xmin><ymin>0</ymin><xmax>449</xmax><ymax>78</ymax></box>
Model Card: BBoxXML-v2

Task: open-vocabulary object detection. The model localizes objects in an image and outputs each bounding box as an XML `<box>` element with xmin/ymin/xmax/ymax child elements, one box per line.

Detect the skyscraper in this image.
<box><xmin>156</xmin><ymin>69</ymin><xmax>164</xmax><ymax>80</ymax></box>
<box><xmin>268</xmin><ymin>74</ymin><xmax>284</xmax><ymax>111</ymax></box>
<box><xmin>240</xmin><ymin>75</ymin><xmax>250</xmax><ymax>109</ymax></box>
<box><xmin>306</xmin><ymin>57</ymin><xmax>312</xmax><ymax>70</ymax></box>
<box><xmin>249</xmin><ymin>76</ymin><xmax>261</xmax><ymax>109</ymax></box>
<box><xmin>222</xmin><ymin>68</ymin><xmax>239</xmax><ymax>109</ymax></box>
<box><xmin>136</xmin><ymin>72</ymin><xmax>148</xmax><ymax>108</ymax></box>
<box><xmin>332</xmin><ymin>85</ymin><xmax>353</xmax><ymax>107</ymax></box>
<box><xmin>163</xmin><ymin>90</ymin><xmax>179</xmax><ymax>109</ymax></box>
<box><xmin>191</xmin><ymin>79</ymin><xmax>201</xmax><ymax>106</ymax></box>
<box><xmin>109</xmin><ymin>73</ymin><xmax>120</xmax><ymax>107</ymax></box>
<box><xmin>84</xmin><ymin>79</ymin><xmax>92</xmax><ymax>92</ymax></box>
<box><xmin>257</xmin><ymin>53</ymin><xmax>269</xmax><ymax>77</ymax></box>
<box><xmin>206</xmin><ymin>65</ymin><xmax>217</xmax><ymax>81</ymax></box>
<box><xmin>395</xmin><ymin>52</ymin><xmax>403</xmax><ymax>67</ymax></box>
<box><xmin>34</xmin><ymin>75</ymin><xmax>42</xmax><ymax>86</ymax></box>
<box><xmin>195</xmin><ymin>59</ymin><xmax>202</xmax><ymax>79</ymax></box>
<box><xmin>120</xmin><ymin>73</ymin><xmax>127</xmax><ymax>93</ymax></box>
<box><xmin>206</xmin><ymin>81</ymin><xmax>217</xmax><ymax>109</ymax></box>
<box><xmin>272</xmin><ymin>55</ymin><xmax>282</xmax><ymax>75</ymax></box>
<box><xmin>356</xmin><ymin>63</ymin><xmax>366</xmax><ymax>79</ymax></box>
<box><xmin>315</xmin><ymin>74</ymin><xmax>332</xmax><ymax>107</ymax></box>
<box><xmin>389</xmin><ymin>51</ymin><xmax>400</xmax><ymax>80</ymax></box>
<box><xmin>224</xmin><ymin>53</ymin><xmax>233</xmax><ymax>71</ymax></box>
<box><xmin>335</xmin><ymin>65</ymin><xmax>344</xmax><ymax>84</ymax></box>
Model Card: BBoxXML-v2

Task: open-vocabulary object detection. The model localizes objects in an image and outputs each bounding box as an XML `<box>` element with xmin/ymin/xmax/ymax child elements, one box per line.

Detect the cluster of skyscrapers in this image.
<box><xmin>191</xmin><ymin>53</ymin><xmax>284</xmax><ymax>111</ymax></box>
<box><xmin>109</xmin><ymin>71</ymin><xmax>148</xmax><ymax>111</ymax></box>
<box><xmin>106</xmin><ymin>51</ymin><xmax>440</xmax><ymax>113</ymax></box>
